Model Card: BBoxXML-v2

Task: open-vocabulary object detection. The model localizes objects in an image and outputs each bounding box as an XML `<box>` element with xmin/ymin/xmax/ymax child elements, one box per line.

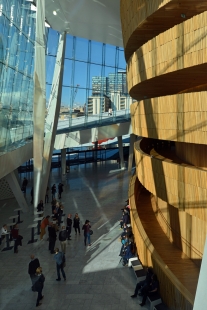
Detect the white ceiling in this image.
<box><xmin>44</xmin><ymin>0</ymin><xmax>123</xmax><ymax>47</ymax></box>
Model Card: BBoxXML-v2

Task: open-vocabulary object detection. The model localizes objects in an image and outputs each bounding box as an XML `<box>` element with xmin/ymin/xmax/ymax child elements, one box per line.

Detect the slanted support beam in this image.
<box><xmin>33</xmin><ymin>0</ymin><xmax>46</xmax><ymax>209</ymax></box>
<box><xmin>39</xmin><ymin>32</ymin><xmax>67</xmax><ymax>200</ymax></box>
<box><xmin>5</xmin><ymin>171</ymin><xmax>28</xmax><ymax>212</ymax></box>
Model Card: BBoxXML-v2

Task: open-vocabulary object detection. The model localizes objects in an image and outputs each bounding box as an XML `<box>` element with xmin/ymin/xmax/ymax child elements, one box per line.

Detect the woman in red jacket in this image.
<box><xmin>11</xmin><ymin>224</ymin><xmax>19</xmax><ymax>253</ymax></box>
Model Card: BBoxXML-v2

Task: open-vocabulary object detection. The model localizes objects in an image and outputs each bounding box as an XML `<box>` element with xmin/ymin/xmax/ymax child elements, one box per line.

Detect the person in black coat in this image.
<box><xmin>66</xmin><ymin>214</ymin><xmax>72</xmax><ymax>240</ymax></box>
<box><xmin>33</xmin><ymin>267</ymin><xmax>45</xmax><ymax>307</ymax></box>
<box><xmin>48</xmin><ymin>224</ymin><xmax>57</xmax><ymax>254</ymax></box>
<box><xmin>131</xmin><ymin>267</ymin><xmax>154</xmax><ymax>298</ymax></box>
<box><xmin>58</xmin><ymin>183</ymin><xmax>64</xmax><ymax>199</ymax></box>
<box><xmin>28</xmin><ymin>254</ymin><xmax>40</xmax><ymax>285</ymax></box>
<box><xmin>140</xmin><ymin>274</ymin><xmax>159</xmax><ymax>307</ymax></box>
<box><xmin>73</xmin><ymin>213</ymin><xmax>80</xmax><ymax>235</ymax></box>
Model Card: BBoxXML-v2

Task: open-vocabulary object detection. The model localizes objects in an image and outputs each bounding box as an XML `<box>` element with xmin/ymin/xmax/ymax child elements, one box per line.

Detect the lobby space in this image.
<box><xmin>0</xmin><ymin>161</ymin><xmax>149</xmax><ymax>310</ymax></box>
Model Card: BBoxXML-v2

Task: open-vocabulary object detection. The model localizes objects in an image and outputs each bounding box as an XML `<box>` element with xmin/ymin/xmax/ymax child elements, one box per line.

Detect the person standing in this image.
<box><xmin>48</xmin><ymin>223</ymin><xmax>56</xmax><ymax>254</ymax></box>
<box><xmin>73</xmin><ymin>213</ymin><xmax>80</xmax><ymax>235</ymax></box>
<box><xmin>51</xmin><ymin>184</ymin><xmax>56</xmax><ymax>200</ymax></box>
<box><xmin>40</xmin><ymin>216</ymin><xmax>50</xmax><ymax>240</ymax></box>
<box><xmin>59</xmin><ymin>226</ymin><xmax>67</xmax><ymax>254</ymax></box>
<box><xmin>0</xmin><ymin>224</ymin><xmax>8</xmax><ymax>245</ymax></box>
<box><xmin>53</xmin><ymin>248</ymin><xmax>66</xmax><ymax>281</ymax></box>
<box><xmin>66</xmin><ymin>214</ymin><xmax>72</xmax><ymax>240</ymax></box>
<box><xmin>28</xmin><ymin>254</ymin><xmax>40</xmax><ymax>285</ymax></box>
<box><xmin>21</xmin><ymin>177</ymin><xmax>28</xmax><ymax>194</ymax></box>
<box><xmin>33</xmin><ymin>267</ymin><xmax>45</xmax><ymax>307</ymax></box>
<box><xmin>45</xmin><ymin>186</ymin><xmax>49</xmax><ymax>204</ymax></box>
<box><xmin>11</xmin><ymin>224</ymin><xmax>20</xmax><ymax>253</ymax></box>
<box><xmin>37</xmin><ymin>200</ymin><xmax>44</xmax><ymax>214</ymax></box>
<box><xmin>58</xmin><ymin>183</ymin><xmax>64</xmax><ymax>199</ymax></box>
<box><xmin>82</xmin><ymin>220</ymin><xmax>91</xmax><ymax>246</ymax></box>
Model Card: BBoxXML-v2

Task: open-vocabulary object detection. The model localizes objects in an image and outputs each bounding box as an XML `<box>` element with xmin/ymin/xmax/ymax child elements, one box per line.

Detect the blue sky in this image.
<box><xmin>46</xmin><ymin>29</ymin><xmax>126</xmax><ymax>106</ymax></box>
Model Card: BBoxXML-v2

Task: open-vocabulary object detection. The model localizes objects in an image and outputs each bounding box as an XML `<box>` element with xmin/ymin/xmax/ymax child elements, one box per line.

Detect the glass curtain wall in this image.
<box><xmin>46</xmin><ymin>29</ymin><xmax>132</xmax><ymax>131</ymax></box>
<box><xmin>0</xmin><ymin>0</ymin><xmax>36</xmax><ymax>154</ymax></box>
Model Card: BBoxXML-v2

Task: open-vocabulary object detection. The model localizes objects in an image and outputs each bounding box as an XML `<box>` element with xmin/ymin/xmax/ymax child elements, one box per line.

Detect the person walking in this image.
<box><xmin>59</xmin><ymin>226</ymin><xmax>67</xmax><ymax>254</ymax></box>
<box><xmin>28</xmin><ymin>254</ymin><xmax>40</xmax><ymax>285</ymax></box>
<box><xmin>48</xmin><ymin>223</ymin><xmax>56</xmax><ymax>254</ymax></box>
<box><xmin>66</xmin><ymin>214</ymin><xmax>72</xmax><ymax>240</ymax></box>
<box><xmin>82</xmin><ymin>220</ymin><xmax>91</xmax><ymax>246</ymax></box>
<box><xmin>53</xmin><ymin>248</ymin><xmax>66</xmax><ymax>281</ymax></box>
<box><xmin>73</xmin><ymin>213</ymin><xmax>80</xmax><ymax>235</ymax></box>
<box><xmin>33</xmin><ymin>267</ymin><xmax>45</xmax><ymax>307</ymax></box>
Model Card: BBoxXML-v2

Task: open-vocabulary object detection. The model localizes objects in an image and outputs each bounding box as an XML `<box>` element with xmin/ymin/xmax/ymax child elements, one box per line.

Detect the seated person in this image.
<box><xmin>119</xmin><ymin>212</ymin><xmax>125</xmax><ymax>229</ymax></box>
<box><xmin>122</xmin><ymin>242</ymin><xmax>134</xmax><ymax>266</ymax></box>
<box><xmin>123</xmin><ymin>209</ymin><xmax>130</xmax><ymax>226</ymax></box>
<box><xmin>140</xmin><ymin>274</ymin><xmax>159</xmax><ymax>307</ymax></box>
<box><xmin>0</xmin><ymin>224</ymin><xmax>8</xmax><ymax>245</ymax></box>
<box><xmin>131</xmin><ymin>267</ymin><xmax>154</xmax><ymax>298</ymax></box>
<box><xmin>1</xmin><ymin>224</ymin><xmax>8</xmax><ymax>234</ymax></box>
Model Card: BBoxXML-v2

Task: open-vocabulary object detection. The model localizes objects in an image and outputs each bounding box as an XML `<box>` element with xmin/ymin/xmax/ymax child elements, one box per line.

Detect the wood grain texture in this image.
<box><xmin>120</xmin><ymin>0</ymin><xmax>207</xmax><ymax>62</ymax></box>
<box><xmin>131</xmin><ymin>92</ymin><xmax>207</xmax><ymax>144</ymax></box>
<box><xmin>129</xmin><ymin>176</ymin><xmax>199</xmax><ymax>309</ymax></box>
<box><xmin>134</xmin><ymin>139</ymin><xmax>207</xmax><ymax>222</ymax></box>
<box><xmin>126</xmin><ymin>11</ymin><xmax>207</xmax><ymax>100</ymax></box>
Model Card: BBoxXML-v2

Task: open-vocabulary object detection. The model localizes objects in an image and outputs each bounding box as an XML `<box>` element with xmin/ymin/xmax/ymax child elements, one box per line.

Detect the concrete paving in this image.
<box><xmin>0</xmin><ymin>161</ymin><xmax>149</xmax><ymax>310</ymax></box>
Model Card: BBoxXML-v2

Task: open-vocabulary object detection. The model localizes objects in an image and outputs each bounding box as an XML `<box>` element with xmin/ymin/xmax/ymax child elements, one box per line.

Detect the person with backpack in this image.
<box><xmin>32</xmin><ymin>267</ymin><xmax>45</xmax><ymax>307</ymax></box>
<box><xmin>53</xmin><ymin>248</ymin><xmax>66</xmax><ymax>281</ymax></box>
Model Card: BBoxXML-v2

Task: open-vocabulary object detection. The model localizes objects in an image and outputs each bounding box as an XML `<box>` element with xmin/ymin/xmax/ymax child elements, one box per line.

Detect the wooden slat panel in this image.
<box><xmin>129</xmin><ymin>176</ymin><xmax>199</xmax><ymax>309</ymax></box>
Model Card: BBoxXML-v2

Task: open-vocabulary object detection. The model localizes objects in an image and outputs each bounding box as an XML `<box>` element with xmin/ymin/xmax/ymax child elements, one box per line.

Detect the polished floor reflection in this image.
<box><xmin>0</xmin><ymin>161</ymin><xmax>149</xmax><ymax>310</ymax></box>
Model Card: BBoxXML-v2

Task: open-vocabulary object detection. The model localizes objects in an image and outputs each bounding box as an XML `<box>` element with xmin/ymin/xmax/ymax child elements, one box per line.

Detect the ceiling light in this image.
<box><xmin>53</xmin><ymin>10</ymin><xmax>57</xmax><ymax>15</ymax></box>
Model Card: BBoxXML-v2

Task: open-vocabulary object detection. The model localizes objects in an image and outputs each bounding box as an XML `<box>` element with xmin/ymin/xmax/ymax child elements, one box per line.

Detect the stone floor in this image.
<box><xmin>0</xmin><ymin>161</ymin><xmax>149</xmax><ymax>310</ymax></box>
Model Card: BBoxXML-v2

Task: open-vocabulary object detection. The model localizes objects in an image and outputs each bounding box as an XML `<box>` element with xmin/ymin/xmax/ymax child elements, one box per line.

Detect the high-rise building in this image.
<box><xmin>108</xmin><ymin>72</ymin><xmax>127</xmax><ymax>95</ymax></box>
<box><xmin>92</xmin><ymin>76</ymin><xmax>109</xmax><ymax>96</ymax></box>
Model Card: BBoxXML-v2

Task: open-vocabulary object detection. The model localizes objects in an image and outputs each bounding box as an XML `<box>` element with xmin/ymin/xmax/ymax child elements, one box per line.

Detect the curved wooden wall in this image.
<box><xmin>127</xmin><ymin>11</ymin><xmax>207</xmax><ymax>99</ymax></box>
<box><xmin>120</xmin><ymin>0</ymin><xmax>207</xmax><ymax>62</ymax></box>
<box><xmin>175</xmin><ymin>143</ymin><xmax>207</xmax><ymax>168</ymax></box>
<box><xmin>131</xmin><ymin>92</ymin><xmax>207</xmax><ymax>144</ymax></box>
<box><xmin>135</xmin><ymin>139</ymin><xmax>207</xmax><ymax>220</ymax></box>
<box><xmin>129</xmin><ymin>175</ymin><xmax>197</xmax><ymax>310</ymax></box>
<box><xmin>121</xmin><ymin>0</ymin><xmax>207</xmax><ymax>307</ymax></box>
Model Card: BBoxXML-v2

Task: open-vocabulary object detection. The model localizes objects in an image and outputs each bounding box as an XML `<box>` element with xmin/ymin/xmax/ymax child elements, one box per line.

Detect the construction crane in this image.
<box><xmin>72</xmin><ymin>84</ymin><xmax>80</xmax><ymax>108</ymax></box>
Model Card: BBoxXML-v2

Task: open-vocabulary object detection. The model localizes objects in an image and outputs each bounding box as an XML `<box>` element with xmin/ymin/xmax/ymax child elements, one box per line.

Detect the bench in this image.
<box><xmin>128</xmin><ymin>256</ymin><xmax>139</xmax><ymax>267</ymax></box>
<box><xmin>147</xmin><ymin>292</ymin><xmax>162</xmax><ymax>310</ymax></box>
<box><xmin>131</xmin><ymin>258</ymin><xmax>142</xmax><ymax>271</ymax></box>
<box><xmin>153</xmin><ymin>303</ymin><xmax>169</xmax><ymax>310</ymax></box>
<box><xmin>134</xmin><ymin>268</ymin><xmax>146</xmax><ymax>282</ymax></box>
